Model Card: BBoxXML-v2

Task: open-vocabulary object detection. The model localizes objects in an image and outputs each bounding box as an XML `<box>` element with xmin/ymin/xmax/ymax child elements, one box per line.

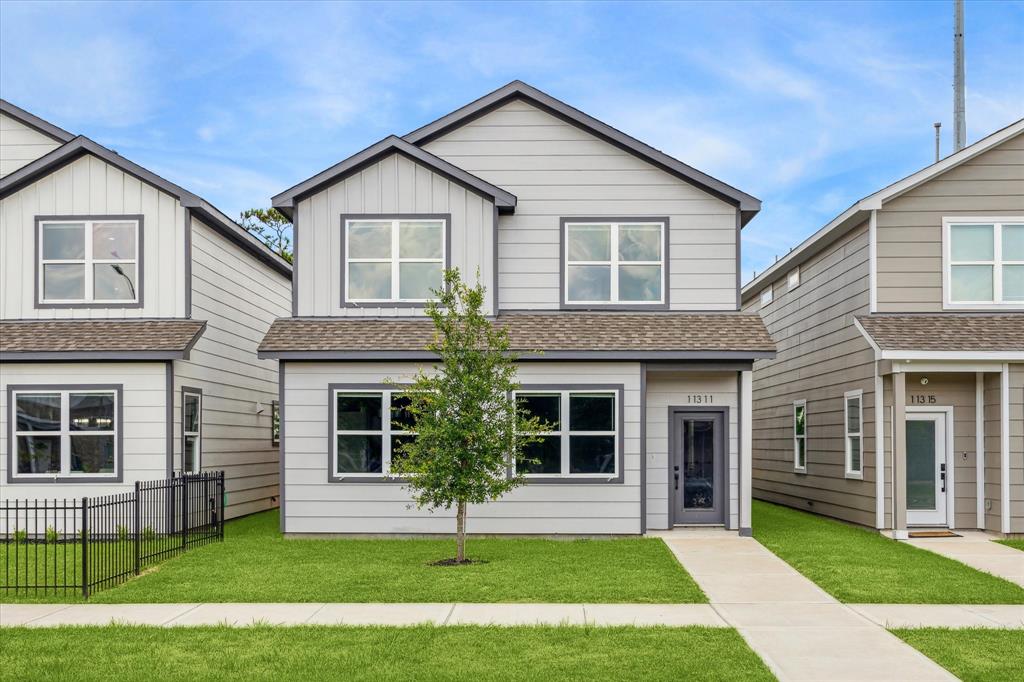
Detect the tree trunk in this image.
<box><xmin>456</xmin><ymin>499</ymin><xmax>467</xmax><ymax>562</ymax></box>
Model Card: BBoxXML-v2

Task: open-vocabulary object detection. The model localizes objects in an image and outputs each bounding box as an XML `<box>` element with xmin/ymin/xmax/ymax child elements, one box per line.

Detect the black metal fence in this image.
<box><xmin>1</xmin><ymin>471</ymin><xmax>224</xmax><ymax>598</ymax></box>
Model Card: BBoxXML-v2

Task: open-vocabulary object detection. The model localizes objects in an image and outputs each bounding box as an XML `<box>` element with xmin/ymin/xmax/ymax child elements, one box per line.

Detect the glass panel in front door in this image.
<box><xmin>906</xmin><ymin>420</ymin><xmax>937</xmax><ymax>510</ymax></box>
<box><xmin>683</xmin><ymin>419</ymin><xmax>714</xmax><ymax>510</ymax></box>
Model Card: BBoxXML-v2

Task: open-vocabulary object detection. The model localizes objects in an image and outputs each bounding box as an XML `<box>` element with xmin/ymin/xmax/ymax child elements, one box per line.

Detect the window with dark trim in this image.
<box><xmin>343</xmin><ymin>218</ymin><xmax>446</xmax><ymax>303</ymax></box>
<box><xmin>562</xmin><ymin>219</ymin><xmax>666</xmax><ymax>306</ymax></box>
<box><xmin>332</xmin><ymin>389</ymin><xmax>415</xmax><ymax>476</ymax></box>
<box><xmin>515</xmin><ymin>390</ymin><xmax>618</xmax><ymax>477</ymax></box>
<box><xmin>38</xmin><ymin>219</ymin><xmax>140</xmax><ymax>304</ymax></box>
<box><xmin>12</xmin><ymin>389</ymin><xmax>118</xmax><ymax>478</ymax></box>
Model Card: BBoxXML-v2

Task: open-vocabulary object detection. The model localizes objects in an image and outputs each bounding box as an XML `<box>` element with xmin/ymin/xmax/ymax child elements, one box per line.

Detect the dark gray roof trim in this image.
<box><xmin>271</xmin><ymin>135</ymin><xmax>517</xmax><ymax>218</ymax></box>
<box><xmin>0</xmin><ymin>99</ymin><xmax>75</xmax><ymax>143</ymax></box>
<box><xmin>259</xmin><ymin>349</ymin><xmax>775</xmax><ymax>361</ymax></box>
<box><xmin>403</xmin><ymin>81</ymin><xmax>761</xmax><ymax>226</ymax></box>
<box><xmin>0</xmin><ymin>136</ymin><xmax>292</xmax><ymax>278</ymax></box>
<box><xmin>1</xmin><ymin>350</ymin><xmax>194</xmax><ymax>362</ymax></box>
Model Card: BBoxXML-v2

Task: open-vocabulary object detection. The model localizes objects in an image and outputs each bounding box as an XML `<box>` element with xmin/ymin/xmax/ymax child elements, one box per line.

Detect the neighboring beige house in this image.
<box><xmin>259</xmin><ymin>81</ymin><xmax>775</xmax><ymax>536</ymax></box>
<box><xmin>742</xmin><ymin>119</ymin><xmax>1024</xmax><ymax>538</ymax></box>
<box><xmin>0</xmin><ymin>100</ymin><xmax>292</xmax><ymax>519</ymax></box>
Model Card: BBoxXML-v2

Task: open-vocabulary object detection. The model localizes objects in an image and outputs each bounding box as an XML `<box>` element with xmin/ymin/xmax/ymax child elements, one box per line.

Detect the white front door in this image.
<box><xmin>906</xmin><ymin>411</ymin><xmax>948</xmax><ymax>526</ymax></box>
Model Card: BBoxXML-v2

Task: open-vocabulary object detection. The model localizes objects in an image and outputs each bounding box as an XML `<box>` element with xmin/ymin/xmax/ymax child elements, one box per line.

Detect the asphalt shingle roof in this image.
<box><xmin>0</xmin><ymin>319</ymin><xmax>206</xmax><ymax>355</ymax></box>
<box><xmin>856</xmin><ymin>314</ymin><xmax>1024</xmax><ymax>352</ymax></box>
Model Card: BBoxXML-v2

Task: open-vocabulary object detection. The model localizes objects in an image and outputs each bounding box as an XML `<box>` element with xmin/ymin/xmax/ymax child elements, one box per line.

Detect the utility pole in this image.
<box><xmin>953</xmin><ymin>0</ymin><xmax>966</xmax><ymax>151</ymax></box>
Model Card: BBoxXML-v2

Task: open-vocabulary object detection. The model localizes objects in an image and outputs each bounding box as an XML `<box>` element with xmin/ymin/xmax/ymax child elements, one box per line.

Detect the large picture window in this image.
<box><xmin>944</xmin><ymin>218</ymin><xmax>1024</xmax><ymax>306</ymax></box>
<box><xmin>331</xmin><ymin>389</ymin><xmax>415</xmax><ymax>478</ymax></box>
<box><xmin>515</xmin><ymin>389</ymin><xmax>619</xmax><ymax>478</ymax></box>
<box><xmin>844</xmin><ymin>390</ymin><xmax>863</xmax><ymax>478</ymax></box>
<box><xmin>38</xmin><ymin>218</ymin><xmax>140</xmax><ymax>305</ymax></box>
<box><xmin>344</xmin><ymin>217</ymin><xmax>446</xmax><ymax>304</ymax></box>
<box><xmin>11</xmin><ymin>387</ymin><xmax>119</xmax><ymax>479</ymax></box>
<box><xmin>793</xmin><ymin>400</ymin><xmax>807</xmax><ymax>472</ymax></box>
<box><xmin>562</xmin><ymin>219</ymin><xmax>666</xmax><ymax>306</ymax></box>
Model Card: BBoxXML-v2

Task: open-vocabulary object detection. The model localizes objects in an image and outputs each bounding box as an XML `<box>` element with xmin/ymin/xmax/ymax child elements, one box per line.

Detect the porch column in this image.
<box><xmin>740</xmin><ymin>370</ymin><xmax>753</xmax><ymax>535</ymax></box>
<box><xmin>892</xmin><ymin>370</ymin><xmax>908</xmax><ymax>539</ymax></box>
<box><xmin>976</xmin><ymin>372</ymin><xmax>985</xmax><ymax>529</ymax></box>
<box><xmin>1001</xmin><ymin>364</ymin><xmax>1011</xmax><ymax>535</ymax></box>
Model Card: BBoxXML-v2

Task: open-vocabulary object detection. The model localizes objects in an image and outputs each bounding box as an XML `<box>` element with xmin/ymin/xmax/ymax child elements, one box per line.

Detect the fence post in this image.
<box><xmin>134</xmin><ymin>481</ymin><xmax>141</xmax><ymax>576</ymax></box>
<box><xmin>81</xmin><ymin>497</ymin><xmax>89</xmax><ymax>599</ymax></box>
<box><xmin>218</xmin><ymin>471</ymin><xmax>225</xmax><ymax>540</ymax></box>
<box><xmin>181</xmin><ymin>474</ymin><xmax>188</xmax><ymax>549</ymax></box>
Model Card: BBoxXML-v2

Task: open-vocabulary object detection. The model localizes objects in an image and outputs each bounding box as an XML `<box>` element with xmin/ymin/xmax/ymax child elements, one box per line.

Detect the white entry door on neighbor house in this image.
<box><xmin>906</xmin><ymin>410</ymin><xmax>950</xmax><ymax>527</ymax></box>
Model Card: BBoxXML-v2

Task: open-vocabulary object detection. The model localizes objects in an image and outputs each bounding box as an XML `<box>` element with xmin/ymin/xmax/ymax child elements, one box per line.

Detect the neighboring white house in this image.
<box><xmin>0</xmin><ymin>100</ymin><xmax>292</xmax><ymax>519</ymax></box>
<box><xmin>259</xmin><ymin>81</ymin><xmax>775</xmax><ymax>536</ymax></box>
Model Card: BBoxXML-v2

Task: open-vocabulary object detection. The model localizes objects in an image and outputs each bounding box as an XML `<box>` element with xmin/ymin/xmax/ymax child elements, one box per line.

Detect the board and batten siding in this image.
<box><xmin>173</xmin><ymin>217</ymin><xmax>291</xmax><ymax>519</ymax></box>
<box><xmin>0</xmin><ymin>362</ymin><xmax>168</xmax><ymax>499</ymax></box>
<box><xmin>0</xmin><ymin>112</ymin><xmax>63</xmax><ymax>178</ymax></box>
<box><xmin>294</xmin><ymin>152</ymin><xmax>496</xmax><ymax>316</ymax></box>
<box><xmin>645</xmin><ymin>372</ymin><xmax>739</xmax><ymax>530</ymax></box>
<box><xmin>282</xmin><ymin>361</ymin><xmax>642</xmax><ymax>535</ymax></box>
<box><xmin>876</xmin><ymin>130</ymin><xmax>1024</xmax><ymax>312</ymax></box>
<box><xmin>421</xmin><ymin>99</ymin><xmax>739</xmax><ymax>311</ymax></box>
<box><xmin>744</xmin><ymin>221</ymin><xmax>880</xmax><ymax>527</ymax></box>
<box><xmin>0</xmin><ymin>153</ymin><xmax>186</xmax><ymax>319</ymax></box>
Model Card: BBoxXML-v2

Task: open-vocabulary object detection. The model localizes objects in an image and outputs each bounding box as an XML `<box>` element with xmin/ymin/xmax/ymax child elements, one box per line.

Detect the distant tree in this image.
<box><xmin>239</xmin><ymin>208</ymin><xmax>292</xmax><ymax>262</ymax></box>
<box><xmin>389</xmin><ymin>269</ymin><xmax>549</xmax><ymax>564</ymax></box>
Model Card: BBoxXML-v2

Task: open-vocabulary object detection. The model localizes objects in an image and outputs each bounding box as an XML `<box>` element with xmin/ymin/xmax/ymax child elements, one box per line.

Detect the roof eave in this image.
<box><xmin>258</xmin><ymin>349</ymin><xmax>776</xmax><ymax>361</ymax></box>
<box><xmin>0</xmin><ymin>99</ymin><xmax>75</xmax><ymax>143</ymax></box>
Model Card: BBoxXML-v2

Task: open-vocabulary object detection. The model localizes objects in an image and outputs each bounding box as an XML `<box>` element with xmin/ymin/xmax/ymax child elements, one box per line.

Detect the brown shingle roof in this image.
<box><xmin>0</xmin><ymin>319</ymin><xmax>206</xmax><ymax>359</ymax></box>
<box><xmin>258</xmin><ymin>313</ymin><xmax>775</xmax><ymax>359</ymax></box>
<box><xmin>856</xmin><ymin>314</ymin><xmax>1024</xmax><ymax>352</ymax></box>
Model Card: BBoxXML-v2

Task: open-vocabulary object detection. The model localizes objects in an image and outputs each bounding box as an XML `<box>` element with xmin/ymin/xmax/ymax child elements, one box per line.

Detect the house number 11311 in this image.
<box><xmin>687</xmin><ymin>395</ymin><xmax>713</xmax><ymax>404</ymax></box>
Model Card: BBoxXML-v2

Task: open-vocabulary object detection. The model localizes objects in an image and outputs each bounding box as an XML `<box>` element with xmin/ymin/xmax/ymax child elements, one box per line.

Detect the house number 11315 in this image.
<box><xmin>910</xmin><ymin>395</ymin><xmax>937</xmax><ymax>404</ymax></box>
<box><xmin>687</xmin><ymin>395</ymin><xmax>713</xmax><ymax>404</ymax></box>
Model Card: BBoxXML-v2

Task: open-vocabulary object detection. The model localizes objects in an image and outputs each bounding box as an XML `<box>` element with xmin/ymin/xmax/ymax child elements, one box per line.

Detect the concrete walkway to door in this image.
<box><xmin>905</xmin><ymin>531</ymin><xmax>1024</xmax><ymax>588</ymax></box>
<box><xmin>651</xmin><ymin>528</ymin><xmax>957</xmax><ymax>682</ymax></box>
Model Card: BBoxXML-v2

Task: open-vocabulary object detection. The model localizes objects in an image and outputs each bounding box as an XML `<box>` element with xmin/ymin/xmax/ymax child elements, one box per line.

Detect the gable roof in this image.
<box><xmin>0</xmin><ymin>99</ymin><xmax>75</xmax><ymax>144</ymax></box>
<box><xmin>742</xmin><ymin>117</ymin><xmax>1024</xmax><ymax>301</ymax></box>
<box><xmin>271</xmin><ymin>135</ymin><xmax>517</xmax><ymax>218</ymax></box>
<box><xmin>403</xmin><ymin>80</ymin><xmax>762</xmax><ymax>225</ymax></box>
<box><xmin>0</xmin><ymin>134</ymin><xmax>292</xmax><ymax>277</ymax></box>
<box><xmin>855</xmin><ymin>313</ymin><xmax>1024</xmax><ymax>359</ymax></box>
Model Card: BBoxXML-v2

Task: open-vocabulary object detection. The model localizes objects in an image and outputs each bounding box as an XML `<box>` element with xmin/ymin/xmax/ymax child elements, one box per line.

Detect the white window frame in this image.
<box><xmin>760</xmin><ymin>286</ymin><xmax>773</xmax><ymax>307</ymax></box>
<box><xmin>182</xmin><ymin>390</ymin><xmax>202</xmax><ymax>474</ymax></box>
<box><xmin>942</xmin><ymin>217</ymin><xmax>1024</xmax><ymax>308</ymax></box>
<box><xmin>331</xmin><ymin>389</ymin><xmax>415</xmax><ymax>477</ymax></box>
<box><xmin>343</xmin><ymin>218</ymin><xmax>446</xmax><ymax>304</ymax></box>
<box><xmin>793</xmin><ymin>399</ymin><xmax>807</xmax><ymax>472</ymax></box>
<box><xmin>844</xmin><ymin>389</ymin><xmax>864</xmax><ymax>479</ymax></box>
<box><xmin>787</xmin><ymin>267</ymin><xmax>800</xmax><ymax>290</ymax></box>
<box><xmin>513</xmin><ymin>390</ymin><xmax>619</xmax><ymax>478</ymax></box>
<box><xmin>38</xmin><ymin>219</ymin><xmax>140</xmax><ymax>304</ymax></box>
<box><xmin>563</xmin><ymin>220</ymin><xmax>666</xmax><ymax>306</ymax></box>
<box><xmin>11</xmin><ymin>389</ymin><xmax>119</xmax><ymax>479</ymax></box>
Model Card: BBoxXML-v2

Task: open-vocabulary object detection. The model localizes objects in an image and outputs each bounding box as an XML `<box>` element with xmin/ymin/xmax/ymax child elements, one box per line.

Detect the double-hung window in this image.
<box><xmin>12</xmin><ymin>387</ymin><xmax>119</xmax><ymax>479</ymax></box>
<box><xmin>344</xmin><ymin>217</ymin><xmax>446</xmax><ymax>303</ymax></box>
<box><xmin>515</xmin><ymin>389</ymin><xmax>619</xmax><ymax>478</ymax></box>
<box><xmin>182</xmin><ymin>390</ymin><xmax>202</xmax><ymax>474</ymax></box>
<box><xmin>844</xmin><ymin>390</ymin><xmax>863</xmax><ymax>478</ymax></box>
<box><xmin>563</xmin><ymin>220</ymin><xmax>666</xmax><ymax>305</ymax></box>
<box><xmin>332</xmin><ymin>389</ymin><xmax>415</xmax><ymax>478</ymax></box>
<box><xmin>793</xmin><ymin>400</ymin><xmax>807</xmax><ymax>472</ymax></box>
<box><xmin>945</xmin><ymin>218</ymin><xmax>1024</xmax><ymax>306</ymax></box>
<box><xmin>38</xmin><ymin>218</ymin><xmax>140</xmax><ymax>305</ymax></box>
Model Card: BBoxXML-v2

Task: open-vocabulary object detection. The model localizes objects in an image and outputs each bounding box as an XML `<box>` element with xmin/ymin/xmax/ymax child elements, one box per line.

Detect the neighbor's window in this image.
<box><xmin>515</xmin><ymin>390</ymin><xmax>618</xmax><ymax>477</ymax></box>
<box><xmin>946</xmin><ymin>219</ymin><xmax>1024</xmax><ymax>305</ymax></box>
<box><xmin>271</xmin><ymin>400</ymin><xmax>280</xmax><ymax>446</ymax></box>
<box><xmin>564</xmin><ymin>221</ymin><xmax>665</xmax><ymax>305</ymax></box>
<box><xmin>332</xmin><ymin>390</ymin><xmax>416</xmax><ymax>476</ymax></box>
<box><xmin>793</xmin><ymin>400</ymin><xmax>806</xmax><ymax>471</ymax></box>
<box><xmin>844</xmin><ymin>390</ymin><xmax>863</xmax><ymax>477</ymax></box>
<box><xmin>760</xmin><ymin>286</ymin><xmax>773</xmax><ymax>306</ymax></box>
<box><xmin>788</xmin><ymin>267</ymin><xmax>800</xmax><ymax>290</ymax></box>
<box><xmin>183</xmin><ymin>390</ymin><xmax>202</xmax><ymax>474</ymax></box>
<box><xmin>12</xmin><ymin>388</ymin><xmax>118</xmax><ymax>478</ymax></box>
<box><xmin>39</xmin><ymin>219</ymin><xmax>139</xmax><ymax>304</ymax></box>
<box><xmin>344</xmin><ymin>218</ymin><xmax>445</xmax><ymax>303</ymax></box>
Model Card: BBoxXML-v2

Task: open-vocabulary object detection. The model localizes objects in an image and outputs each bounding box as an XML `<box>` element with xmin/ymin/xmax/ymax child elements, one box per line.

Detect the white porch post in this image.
<box><xmin>1001</xmin><ymin>364</ymin><xmax>1011</xmax><ymax>535</ymax></box>
<box><xmin>740</xmin><ymin>370</ymin><xmax>753</xmax><ymax>534</ymax></box>
<box><xmin>976</xmin><ymin>372</ymin><xmax>985</xmax><ymax>530</ymax></box>
<box><xmin>875</xmin><ymin>372</ymin><xmax>885</xmax><ymax>529</ymax></box>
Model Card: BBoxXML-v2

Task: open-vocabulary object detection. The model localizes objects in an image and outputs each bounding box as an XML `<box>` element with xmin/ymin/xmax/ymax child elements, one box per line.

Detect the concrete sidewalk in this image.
<box><xmin>906</xmin><ymin>531</ymin><xmax>1024</xmax><ymax>588</ymax></box>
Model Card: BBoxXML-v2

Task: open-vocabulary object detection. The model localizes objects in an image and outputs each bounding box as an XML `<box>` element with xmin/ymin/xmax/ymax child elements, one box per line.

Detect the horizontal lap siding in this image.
<box><xmin>645</xmin><ymin>372</ymin><xmax>739</xmax><ymax>530</ymax></box>
<box><xmin>0</xmin><ymin>362</ymin><xmax>167</xmax><ymax>499</ymax></box>
<box><xmin>175</xmin><ymin>219</ymin><xmax>291</xmax><ymax>519</ymax></box>
<box><xmin>876</xmin><ymin>132</ymin><xmax>1024</xmax><ymax>312</ymax></box>
<box><xmin>0</xmin><ymin>113</ymin><xmax>62</xmax><ymax>177</ymax></box>
<box><xmin>422</xmin><ymin>100</ymin><xmax>738</xmax><ymax>311</ymax></box>
<box><xmin>295</xmin><ymin>152</ymin><xmax>495</xmax><ymax>316</ymax></box>
<box><xmin>283</xmin><ymin>361</ymin><xmax>641</xmax><ymax>535</ymax></box>
<box><xmin>744</xmin><ymin>222</ymin><xmax>879</xmax><ymax>526</ymax></box>
<box><xmin>0</xmin><ymin>154</ymin><xmax>185</xmax><ymax>319</ymax></box>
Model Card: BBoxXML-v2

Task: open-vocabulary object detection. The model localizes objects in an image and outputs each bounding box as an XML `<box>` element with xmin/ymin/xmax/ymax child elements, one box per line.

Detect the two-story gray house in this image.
<box><xmin>742</xmin><ymin>119</ymin><xmax>1023</xmax><ymax>538</ymax></box>
<box><xmin>258</xmin><ymin>82</ymin><xmax>775</xmax><ymax>536</ymax></box>
<box><xmin>0</xmin><ymin>100</ymin><xmax>292</xmax><ymax>519</ymax></box>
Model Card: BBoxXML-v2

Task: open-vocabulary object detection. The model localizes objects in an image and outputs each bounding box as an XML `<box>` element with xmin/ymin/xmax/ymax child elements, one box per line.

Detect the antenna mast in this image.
<box><xmin>953</xmin><ymin>0</ymin><xmax>966</xmax><ymax>151</ymax></box>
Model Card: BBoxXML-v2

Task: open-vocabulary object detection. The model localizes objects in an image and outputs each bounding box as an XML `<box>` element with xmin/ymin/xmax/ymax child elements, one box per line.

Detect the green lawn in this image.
<box><xmin>752</xmin><ymin>500</ymin><xmax>1024</xmax><ymax>604</ymax></box>
<box><xmin>892</xmin><ymin>628</ymin><xmax>1024</xmax><ymax>682</ymax></box>
<box><xmin>3</xmin><ymin>510</ymin><xmax>703</xmax><ymax>604</ymax></box>
<box><xmin>996</xmin><ymin>539</ymin><xmax>1024</xmax><ymax>552</ymax></box>
<box><xmin>0</xmin><ymin>625</ymin><xmax>773</xmax><ymax>681</ymax></box>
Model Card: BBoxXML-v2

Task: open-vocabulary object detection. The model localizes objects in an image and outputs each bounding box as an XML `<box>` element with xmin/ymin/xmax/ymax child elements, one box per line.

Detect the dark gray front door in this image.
<box><xmin>672</xmin><ymin>411</ymin><xmax>726</xmax><ymax>525</ymax></box>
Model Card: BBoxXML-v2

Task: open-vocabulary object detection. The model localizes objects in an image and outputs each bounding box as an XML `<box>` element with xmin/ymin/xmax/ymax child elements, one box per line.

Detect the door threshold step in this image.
<box><xmin>908</xmin><ymin>530</ymin><xmax>960</xmax><ymax>538</ymax></box>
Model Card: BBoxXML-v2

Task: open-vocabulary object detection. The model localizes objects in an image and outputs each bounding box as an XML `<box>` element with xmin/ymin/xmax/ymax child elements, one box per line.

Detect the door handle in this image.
<box><xmin>673</xmin><ymin>465</ymin><xmax>679</xmax><ymax>490</ymax></box>
<box><xmin>940</xmin><ymin>463</ymin><xmax>946</xmax><ymax>493</ymax></box>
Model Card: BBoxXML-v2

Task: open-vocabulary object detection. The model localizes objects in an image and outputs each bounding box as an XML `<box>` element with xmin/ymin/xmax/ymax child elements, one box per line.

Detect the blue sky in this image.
<box><xmin>2</xmin><ymin>1</ymin><xmax>1021</xmax><ymax>283</ymax></box>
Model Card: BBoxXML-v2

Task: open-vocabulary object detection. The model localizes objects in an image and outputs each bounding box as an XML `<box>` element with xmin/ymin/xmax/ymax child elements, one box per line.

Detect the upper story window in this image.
<box><xmin>760</xmin><ymin>286</ymin><xmax>773</xmax><ymax>307</ymax></box>
<box><xmin>562</xmin><ymin>219</ymin><xmax>666</xmax><ymax>307</ymax></box>
<box><xmin>944</xmin><ymin>218</ymin><xmax>1024</xmax><ymax>307</ymax></box>
<box><xmin>788</xmin><ymin>267</ymin><xmax>800</xmax><ymax>290</ymax></box>
<box><xmin>343</xmin><ymin>217</ymin><xmax>446</xmax><ymax>304</ymax></box>
<box><xmin>38</xmin><ymin>218</ymin><xmax>140</xmax><ymax>306</ymax></box>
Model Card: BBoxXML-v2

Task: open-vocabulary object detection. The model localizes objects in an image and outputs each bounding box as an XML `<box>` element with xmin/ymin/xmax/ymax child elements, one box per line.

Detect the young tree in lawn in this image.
<box><xmin>239</xmin><ymin>208</ymin><xmax>293</xmax><ymax>262</ymax></box>
<box><xmin>389</xmin><ymin>269</ymin><xmax>548</xmax><ymax>563</ymax></box>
